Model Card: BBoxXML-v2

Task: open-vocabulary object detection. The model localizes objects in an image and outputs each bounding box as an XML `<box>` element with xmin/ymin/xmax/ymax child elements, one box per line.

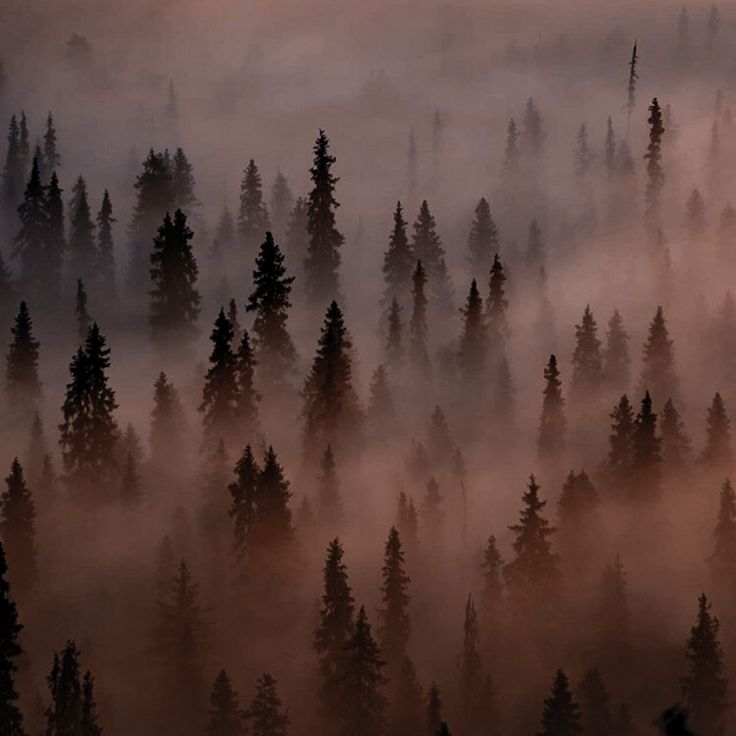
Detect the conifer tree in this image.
<box><xmin>285</xmin><ymin>196</ymin><xmax>308</xmax><ymax>269</ymax></box>
<box><xmin>0</xmin><ymin>540</ymin><xmax>24</xmax><ymax>735</ymax></box>
<box><xmin>503</xmin><ymin>475</ymin><xmax>559</xmax><ymax>606</ymax></box>
<box><xmin>42</xmin><ymin>170</ymin><xmax>65</xmax><ymax>298</ymax></box>
<box><xmin>6</xmin><ymin>301</ymin><xmax>41</xmax><ymax>410</ymax></box>
<box><xmin>304</xmin><ymin>130</ymin><xmax>344</xmax><ymax>304</ymax></box>
<box><xmin>68</xmin><ymin>175</ymin><xmax>97</xmax><ymax>284</ymax></box>
<box><xmin>119</xmin><ymin>452</ymin><xmax>141</xmax><ymax>504</ymax></box>
<box><xmin>661</xmin><ymin>398</ymin><xmax>691</xmax><ymax>470</ymax></box>
<box><xmin>211</xmin><ymin>208</ymin><xmax>236</xmax><ymax>261</ymax></box>
<box><xmin>603</xmin><ymin>310</ymin><xmax>630</xmax><ymax>393</ymax></box>
<box><xmin>467</xmin><ymin>198</ymin><xmax>498</xmax><ymax>280</ymax></box>
<box><xmin>246</xmin><ymin>232</ymin><xmax>297</xmax><ymax>386</ymax></box>
<box><xmin>81</xmin><ymin>671</ymin><xmax>102</xmax><ymax>736</ymax></box>
<box><xmin>301</xmin><ymin>301</ymin><xmax>362</xmax><ymax>458</ymax></box>
<box><xmin>558</xmin><ymin>470</ymin><xmax>598</xmax><ymax>529</ymax></box>
<box><xmin>385</xmin><ymin>297</ymin><xmax>404</xmax><ymax>370</ymax></box>
<box><xmin>522</xmin><ymin>98</ymin><xmax>545</xmax><ymax>158</ymax></box>
<box><xmin>604</xmin><ymin>117</ymin><xmax>616</xmax><ymax>175</ymax></box>
<box><xmin>379</xmin><ymin>527</ymin><xmax>411</xmax><ymax>669</ymax></box>
<box><xmin>250</xmin><ymin>446</ymin><xmax>294</xmax><ymax>557</ymax></box>
<box><xmin>645</xmin><ymin>98</ymin><xmax>666</xmax><ymax>226</ymax></box>
<box><xmin>423</xmin><ymin>477</ymin><xmax>443</xmax><ymax>537</ymax></box>
<box><xmin>206</xmin><ymin>670</ymin><xmax>245</xmax><ymax>736</ymax></box>
<box><xmin>270</xmin><ymin>170</ymin><xmax>293</xmax><ymax>241</ymax></box>
<box><xmin>170</xmin><ymin>147</ymin><xmax>198</xmax><ymax>213</ymax></box>
<box><xmin>367</xmin><ymin>365</ymin><xmax>396</xmax><ymax>436</ymax></box>
<box><xmin>578</xmin><ymin>668</ymin><xmax>611</xmax><ymax>736</ymax></box>
<box><xmin>631</xmin><ymin>391</ymin><xmax>662</xmax><ymax>499</ymax></box>
<box><xmin>382</xmin><ymin>201</ymin><xmax>414</xmax><ymax>305</ymax></box>
<box><xmin>0</xmin><ymin>458</ymin><xmax>36</xmax><ymax>592</ymax></box>
<box><xmin>411</xmin><ymin>201</ymin><xmax>452</xmax><ymax>310</ymax></box>
<box><xmin>710</xmin><ymin>479</ymin><xmax>736</xmax><ymax>592</ymax></box>
<box><xmin>337</xmin><ymin>605</ymin><xmax>388</xmax><ymax>736</ymax></box>
<box><xmin>127</xmin><ymin>149</ymin><xmax>173</xmax><ymax>291</ymax></box>
<box><xmin>486</xmin><ymin>253</ymin><xmax>509</xmax><ymax>349</ymax></box>
<box><xmin>685</xmin><ymin>189</ymin><xmax>706</xmax><ymax>239</ymax></box>
<box><xmin>315</xmin><ymin>538</ymin><xmax>355</xmax><ymax>715</ymax></box>
<box><xmin>458</xmin><ymin>279</ymin><xmax>487</xmax><ymax>386</ymax></box>
<box><xmin>571</xmin><ymin>305</ymin><xmax>603</xmax><ymax>400</ymax></box>
<box><xmin>151</xmin><ymin>560</ymin><xmax>207</xmax><ymax>714</ymax></box>
<box><xmin>317</xmin><ymin>445</ymin><xmax>342</xmax><ymax>526</ymax></box>
<box><xmin>426</xmin><ymin>406</ymin><xmax>455</xmax><ymax>468</ymax></box>
<box><xmin>607</xmin><ymin>395</ymin><xmax>635</xmax><ymax>487</ymax></box>
<box><xmin>150</xmin><ymin>372</ymin><xmax>186</xmax><ymax>465</ymax></box>
<box><xmin>396</xmin><ymin>491</ymin><xmax>418</xmax><ymax>549</ymax></box>
<box><xmin>228</xmin><ymin>299</ymin><xmax>241</xmax><ymax>345</ymax></box>
<box><xmin>426</xmin><ymin>682</ymin><xmax>443</xmax><ymax>736</ymax></box>
<box><xmin>199</xmin><ymin>308</ymin><xmax>239</xmax><ymax>445</ymax></box>
<box><xmin>596</xmin><ymin>555</ymin><xmax>630</xmax><ymax>652</ymax></box>
<box><xmin>93</xmin><ymin>189</ymin><xmax>115</xmax><ymax>294</ymax></box>
<box><xmin>701</xmin><ymin>393</ymin><xmax>733</xmax><ymax>469</ymax></box>
<box><xmin>59</xmin><ymin>323</ymin><xmax>119</xmax><ymax>494</ymax></box>
<box><xmin>234</xmin><ymin>329</ymin><xmax>259</xmax><ymax>434</ymax></box>
<box><xmin>504</xmin><ymin>117</ymin><xmax>520</xmax><ymax>174</ymax></box>
<box><xmin>17</xmin><ymin>114</ymin><xmax>28</xmax><ymax>177</ymax></box>
<box><xmin>238</xmin><ymin>159</ymin><xmax>270</xmax><ymax>251</ymax></box>
<box><xmin>409</xmin><ymin>261</ymin><xmax>430</xmax><ymax>377</ymax></box>
<box><xmin>480</xmin><ymin>535</ymin><xmax>503</xmax><ymax>617</ymax></box>
<box><xmin>244</xmin><ymin>674</ymin><xmax>289</xmax><ymax>736</ymax></box>
<box><xmin>640</xmin><ymin>307</ymin><xmax>678</xmax><ymax>403</ymax></box>
<box><xmin>75</xmin><ymin>279</ymin><xmax>91</xmax><ymax>342</ymax></box>
<box><xmin>681</xmin><ymin>594</ymin><xmax>727</xmax><ymax>736</ymax></box>
<box><xmin>538</xmin><ymin>670</ymin><xmax>581</xmax><ymax>736</ymax></box>
<box><xmin>149</xmin><ymin>209</ymin><xmax>200</xmax><ymax>342</ymax></box>
<box><xmin>42</xmin><ymin>112</ymin><xmax>61</xmax><ymax>180</ymax></box>
<box><xmin>626</xmin><ymin>42</ymin><xmax>639</xmax><ymax>128</ymax></box>
<box><xmin>538</xmin><ymin>355</ymin><xmax>566</xmax><ymax>460</ymax></box>
<box><xmin>228</xmin><ymin>444</ymin><xmax>259</xmax><ymax>561</ymax></box>
<box><xmin>2</xmin><ymin>115</ymin><xmax>23</xmax><ymax>220</ymax></box>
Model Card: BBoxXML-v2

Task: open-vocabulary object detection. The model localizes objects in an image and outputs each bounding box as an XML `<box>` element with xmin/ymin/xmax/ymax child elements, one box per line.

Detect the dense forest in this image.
<box><xmin>0</xmin><ymin>0</ymin><xmax>736</xmax><ymax>734</ymax></box>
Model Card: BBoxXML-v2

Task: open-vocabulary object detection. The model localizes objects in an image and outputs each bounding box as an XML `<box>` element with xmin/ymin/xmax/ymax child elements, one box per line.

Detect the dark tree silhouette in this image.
<box><xmin>458</xmin><ymin>279</ymin><xmax>487</xmax><ymax>386</ymax></box>
<box><xmin>68</xmin><ymin>175</ymin><xmax>97</xmax><ymax>284</ymax></box>
<box><xmin>0</xmin><ymin>459</ymin><xmax>36</xmax><ymax>592</ymax></box>
<box><xmin>486</xmin><ymin>253</ymin><xmax>509</xmax><ymax>351</ymax></box>
<box><xmin>503</xmin><ymin>475</ymin><xmax>559</xmax><ymax>607</ymax></box>
<box><xmin>6</xmin><ymin>301</ymin><xmax>41</xmax><ymax>411</ymax></box>
<box><xmin>337</xmin><ymin>605</ymin><xmax>388</xmax><ymax>736</ymax></box>
<box><xmin>75</xmin><ymin>279</ymin><xmax>91</xmax><ymax>342</ymax></box>
<box><xmin>640</xmin><ymin>307</ymin><xmax>678</xmax><ymax>403</ymax></box>
<box><xmin>480</xmin><ymin>535</ymin><xmax>503</xmax><ymax>617</ymax></box>
<box><xmin>607</xmin><ymin>395</ymin><xmax>635</xmax><ymax>488</ymax></box>
<box><xmin>538</xmin><ymin>355</ymin><xmax>566</xmax><ymax>460</ymax></box>
<box><xmin>238</xmin><ymin>159</ymin><xmax>270</xmax><ymax>251</ymax></box>
<box><xmin>385</xmin><ymin>297</ymin><xmax>404</xmax><ymax>370</ymax></box>
<box><xmin>644</xmin><ymin>98</ymin><xmax>666</xmax><ymax>226</ymax></box>
<box><xmin>2</xmin><ymin>115</ymin><xmax>24</xmax><ymax>219</ymax></box>
<box><xmin>317</xmin><ymin>445</ymin><xmax>342</xmax><ymax>526</ymax></box>
<box><xmin>170</xmin><ymin>147</ymin><xmax>198</xmax><ymax>213</ymax></box>
<box><xmin>522</xmin><ymin>97</ymin><xmax>545</xmax><ymax>158</ymax></box>
<box><xmin>426</xmin><ymin>682</ymin><xmax>443</xmax><ymax>736</ymax></box>
<box><xmin>234</xmin><ymin>329</ymin><xmax>259</xmax><ymax>435</ymax></box>
<box><xmin>244</xmin><ymin>673</ymin><xmax>289</xmax><ymax>736</ymax></box>
<box><xmin>578</xmin><ymin>668</ymin><xmax>612</xmax><ymax>736</ymax></box>
<box><xmin>411</xmin><ymin>201</ymin><xmax>452</xmax><ymax>311</ymax></box>
<box><xmin>383</xmin><ymin>201</ymin><xmax>414</xmax><ymax>306</ymax></box>
<box><xmin>467</xmin><ymin>197</ymin><xmax>498</xmax><ymax>280</ymax></box>
<box><xmin>409</xmin><ymin>261</ymin><xmax>431</xmax><ymax>377</ymax></box>
<box><xmin>0</xmin><ymin>540</ymin><xmax>24</xmax><ymax>735</ymax></box>
<box><xmin>150</xmin><ymin>372</ymin><xmax>186</xmax><ymax>464</ymax></box>
<box><xmin>304</xmin><ymin>130</ymin><xmax>343</xmax><ymax>304</ymax></box>
<box><xmin>631</xmin><ymin>391</ymin><xmax>662</xmax><ymax>499</ymax></box>
<box><xmin>59</xmin><ymin>323</ymin><xmax>119</xmax><ymax>496</ymax></box>
<box><xmin>379</xmin><ymin>527</ymin><xmax>411</xmax><ymax>669</ymax></box>
<box><xmin>681</xmin><ymin>594</ymin><xmax>727</xmax><ymax>736</ymax></box>
<box><xmin>246</xmin><ymin>232</ymin><xmax>297</xmax><ymax>387</ymax></box>
<box><xmin>149</xmin><ymin>209</ymin><xmax>200</xmax><ymax>342</ymax></box>
<box><xmin>206</xmin><ymin>670</ymin><xmax>245</xmax><ymax>736</ymax></box>
<box><xmin>661</xmin><ymin>398</ymin><xmax>691</xmax><ymax>470</ymax></box>
<box><xmin>701</xmin><ymin>393</ymin><xmax>733</xmax><ymax>469</ymax></box>
<box><xmin>504</xmin><ymin>117</ymin><xmax>520</xmax><ymax>174</ymax></box>
<box><xmin>42</xmin><ymin>112</ymin><xmax>61</xmax><ymax>179</ymax></box>
<box><xmin>538</xmin><ymin>670</ymin><xmax>581</xmax><ymax>736</ymax></box>
<box><xmin>270</xmin><ymin>170</ymin><xmax>294</xmax><ymax>240</ymax></box>
<box><xmin>228</xmin><ymin>444</ymin><xmax>259</xmax><ymax>562</ymax></box>
<box><xmin>571</xmin><ymin>305</ymin><xmax>603</xmax><ymax>401</ymax></box>
<box><xmin>119</xmin><ymin>451</ymin><xmax>141</xmax><ymax>504</ymax></box>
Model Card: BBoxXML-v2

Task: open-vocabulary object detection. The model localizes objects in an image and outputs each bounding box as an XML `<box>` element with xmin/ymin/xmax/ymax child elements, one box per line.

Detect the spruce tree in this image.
<box><xmin>68</xmin><ymin>176</ymin><xmax>97</xmax><ymax>284</ymax></box>
<box><xmin>2</xmin><ymin>115</ymin><xmax>23</xmax><ymax>220</ymax></box>
<box><xmin>301</xmin><ymin>301</ymin><xmax>362</xmax><ymax>458</ymax></box>
<box><xmin>238</xmin><ymin>159</ymin><xmax>270</xmax><ymax>251</ymax></box>
<box><xmin>382</xmin><ymin>201</ymin><xmax>414</xmax><ymax>306</ymax></box>
<box><xmin>0</xmin><ymin>459</ymin><xmax>36</xmax><ymax>592</ymax></box>
<box><xmin>81</xmin><ymin>671</ymin><xmax>102</xmax><ymax>736</ymax></box>
<box><xmin>578</xmin><ymin>668</ymin><xmax>612</xmax><ymax>736</ymax></box>
<box><xmin>558</xmin><ymin>470</ymin><xmax>599</xmax><ymax>528</ymax></box>
<box><xmin>640</xmin><ymin>307</ymin><xmax>678</xmax><ymax>403</ymax></box>
<box><xmin>710</xmin><ymin>479</ymin><xmax>736</xmax><ymax>592</ymax></box>
<box><xmin>199</xmin><ymin>308</ymin><xmax>239</xmax><ymax>445</ymax></box>
<box><xmin>42</xmin><ymin>170</ymin><xmax>65</xmax><ymax>299</ymax></box>
<box><xmin>75</xmin><ymin>279</ymin><xmax>91</xmax><ymax>341</ymax></box>
<box><xmin>234</xmin><ymin>329</ymin><xmax>259</xmax><ymax>434</ymax></box>
<box><xmin>426</xmin><ymin>682</ymin><xmax>443</xmax><ymax>736</ymax></box>
<box><xmin>149</xmin><ymin>209</ymin><xmax>200</xmax><ymax>342</ymax></box>
<box><xmin>701</xmin><ymin>393</ymin><xmax>733</xmax><ymax>469</ymax></box>
<box><xmin>661</xmin><ymin>398</ymin><xmax>691</xmax><ymax>470</ymax></box>
<box><xmin>0</xmin><ymin>540</ymin><xmax>24</xmax><ymax>735</ymax></box>
<box><xmin>337</xmin><ymin>605</ymin><xmax>388</xmax><ymax>736</ymax></box>
<box><xmin>681</xmin><ymin>594</ymin><xmax>727</xmax><ymax>736</ymax></box>
<box><xmin>467</xmin><ymin>197</ymin><xmax>498</xmax><ymax>280</ymax></box>
<box><xmin>607</xmin><ymin>395</ymin><xmax>635</xmax><ymax>487</ymax></box>
<box><xmin>603</xmin><ymin>310</ymin><xmax>630</xmax><ymax>393</ymax></box>
<box><xmin>571</xmin><ymin>305</ymin><xmax>603</xmax><ymax>400</ymax></box>
<box><xmin>95</xmin><ymin>190</ymin><xmax>115</xmax><ymax>293</ymax></box>
<box><xmin>538</xmin><ymin>355</ymin><xmax>566</xmax><ymax>460</ymax></box>
<box><xmin>379</xmin><ymin>527</ymin><xmax>411</xmax><ymax>669</ymax></box>
<box><xmin>385</xmin><ymin>297</ymin><xmax>404</xmax><ymax>370</ymax></box>
<box><xmin>538</xmin><ymin>670</ymin><xmax>581</xmax><ymax>736</ymax></box>
<box><xmin>503</xmin><ymin>475</ymin><xmax>559</xmax><ymax>607</ymax></box>
<box><xmin>317</xmin><ymin>445</ymin><xmax>342</xmax><ymax>526</ymax></box>
<box><xmin>458</xmin><ymin>280</ymin><xmax>487</xmax><ymax>386</ymax></box>
<box><xmin>42</xmin><ymin>112</ymin><xmax>61</xmax><ymax>180</ymax></box>
<box><xmin>644</xmin><ymin>98</ymin><xmax>666</xmax><ymax>226</ymax></box>
<box><xmin>119</xmin><ymin>452</ymin><xmax>141</xmax><ymax>504</ymax></box>
<box><xmin>523</xmin><ymin>97</ymin><xmax>545</xmax><ymax>158</ymax></box>
<box><xmin>6</xmin><ymin>301</ymin><xmax>41</xmax><ymax>410</ymax></box>
<box><xmin>631</xmin><ymin>391</ymin><xmax>662</xmax><ymax>499</ymax></box>
<box><xmin>411</xmin><ymin>201</ymin><xmax>452</xmax><ymax>311</ymax></box>
<box><xmin>228</xmin><ymin>444</ymin><xmax>259</xmax><ymax>561</ymax></box>
<box><xmin>270</xmin><ymin>170</ymin><xmax>293</xmax><ymax>240</ymax></box>
<box><xmin>480</xmin><ymin>535</ymin><xmax>503</xmax><ymax>616</ymax></box>
<box><xmin>150</xmin><ymin>372</ymin><xmax>186</xmax><ymax>465</ymax></box>
<box><xmin>246</xmin><ymin>232</ymin><xmax>297</xmax><ymax>386</ymax></box>
<box><xmin>504</xmin><ymin>117</ymin><xmax>520</xmax><ymax>174</ymax></box>
<box><xmin>409</xmin><ymin>261</ymin><xmax>430</xmax><ymax>376</ymax></box>
<box><xmin>170</xmin><ymin>147</ymin><xmax>198</xmax><ymax>213</ymax></box>
<box><xmin>367</xmin><ymin>365</ymin><xmax>396</xmax><ymax>437</ymax></box>
<box><xmin>59</xmin><ymin>323</ymin><xmax>119</xmax><ymax>494</ymax></box>
<box><xmin>304</xmin><ymin>130</ymin><xmax>344</xmax><ymax>304</ymax></box>
<box><xmin>244</xmin><ymin>673</ymin><xmax>289</xmax><ymax>736</ymax></box>
<box><xmin>12</xmin><ymin>158</ymin><xmax>48</xmax><ymax>295</ymax></box>
<box><xmin>206</xmin><ymin>670</ymin><xmax>245</xmax><ymax>736</ymax></box>
<box><xmin>486</xmin><ymin>253</ymin><xmax>509</xmax><ymax>350</ymax></box>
